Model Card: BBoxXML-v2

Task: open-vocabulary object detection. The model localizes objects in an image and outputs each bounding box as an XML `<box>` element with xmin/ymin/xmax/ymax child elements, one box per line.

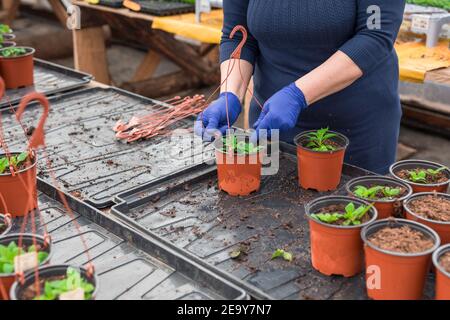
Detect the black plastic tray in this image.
<box><xmin>111</xmin><ymin>143</ymin><xmax>436</xmax><ymax>300</ymax></box>
<box><xmin>0</xmin><ymin>87</ymin><xmax>213</xmax><ymax>208</ymax></box>
<box><xmin>4</xmin><ymin>178</ymin><xmax>247</xmax><ymax>300</ymax></box>
<box><xmin>0</xmin><ymin>59</ymin><xmax>92</xmax><ymax>109</ymax></box>
<box><xmin>131</xmin><ymin>1</ymin><xmax>194</xmax><ymax>16</ymax></box>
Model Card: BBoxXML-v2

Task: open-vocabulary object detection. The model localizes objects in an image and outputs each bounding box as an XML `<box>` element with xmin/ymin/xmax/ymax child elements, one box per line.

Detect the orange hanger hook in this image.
<box><xmin>230</xmin><ymin>25</ymin><xmax>248</xmax><ymax>60</ymax></box>
<box><xmin>15</xmin><ymin>92</ymin><xmax>50</xmax><ymax>150</ymax></box>
<box><xmin>0</xmin><ymin>77</ymin><xmax>5</xmax><ymax>100</ymax></box>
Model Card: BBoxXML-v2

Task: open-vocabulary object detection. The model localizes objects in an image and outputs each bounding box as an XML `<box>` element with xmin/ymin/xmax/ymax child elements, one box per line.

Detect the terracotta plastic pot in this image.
<box><xmin>305</xmin><ymin>196</ymin><xmax>378</xmax><ymax>277</ymax></box>
<box><xmin>0</xmin><ymin>213</ymin><xmax>12</xmax><ymax>236</ymax></box>
<box><xmin>10</xmin><ymin>264</ymin><xmax>98</xmax><ymax>300</ymax></box>
<box><xmin>213</xmin><ymin>135</ymin><xmax>262</xmax><ymax>196</ymax></box>
<box><xmin>0</xmin><ymin>233</ymin><xmax>52</xmax><ymax>300</ymax></box>
<box><xmin>432</xmin><ymin>244</ymin><xmax>450</xmax><ymax>300</ymax></box>
<box><xmin>361</xmin><ymin>219</ymin><xmax>440</xmax><ymax>300</ymax></box>
<box><xmin>404</xmin><ymin>192</ymin><xmax>450</xmax><ymax>245</ymax></box>
<box><xmin>390</xmin><ymin>160</ymin><xmax>450</xmax><ymax>194</ymax></box>
<box><xmin>294</xmin><ymin>130</ymin><xmax>349</xmax><ymax>192</ymax></box>
<box><xmin>0</xmin><ymin>152</ymin><xmax>38</xmax><ymax>218</ymax></box>
<box><xmin>346</xmin><ymin>176</ymin><xmax>413</xmax><ymax>220</ymax></box>
<box><xmin>0</xmin><ymin>47</ymin><xmax>35</xmax><ymax>89</ymax></box>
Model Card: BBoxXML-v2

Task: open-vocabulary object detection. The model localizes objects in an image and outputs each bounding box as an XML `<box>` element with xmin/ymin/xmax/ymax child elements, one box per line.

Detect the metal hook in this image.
<box><xmin>230</xmin><ymin>25</ymin><xmax>248</xmax><ymax>60</ymax></box>
<box><xmin>15</xmin><ymin>92</ymin><xmax>50</xmax><ymax>150</ymax></box>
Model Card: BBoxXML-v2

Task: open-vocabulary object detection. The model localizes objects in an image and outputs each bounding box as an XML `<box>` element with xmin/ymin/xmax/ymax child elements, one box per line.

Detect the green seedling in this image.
<box><xmin>0</xmin><ymin>47</ymin><xmax>27</xmax><ymax>58</ymax></box>
<box><xmin>407</xmin><ymin>166</ymin><xmax>448</xmax><ymax>183</ymax></box>
<box><xmin>353</xmin><ymin>185</ymin><xmax>401</xmax><ymax>200</ymax></box>
<box><xmin>222</xmin><ymin>135</ymin><xmax>261</xmax><ymax>155</ymax></box>
<box><xmin>311</xmin><ymin>202</ymin><xmax>373</xmax><ymax>226</ymax></box>
<box><xmin>0</xmin><ymin>241</ymin><xmax>48</xmax><ymax>274</ymax></box>
<box><xmin>0</xmin><ymin>152</ymin><xmax>29</xmax><ymax>174</ymax></box>
<box><xmin>34</xmin><ymin>267</ymin><xmax>95</xmax><ymax>300</ymax></box>
<box><xmin>305</xmin><ymin>127</ymin><xmax>337</xmax><ymax>152</ymax></box>
<box><xmin>271</xmin><ymin>249</ymin><xmax>293</xmax><ymax>262</ymax></box>
<box><xmin>0</xmin><ymin>24</ymin><xmax>12</xmax><ymax>35</ymax></box>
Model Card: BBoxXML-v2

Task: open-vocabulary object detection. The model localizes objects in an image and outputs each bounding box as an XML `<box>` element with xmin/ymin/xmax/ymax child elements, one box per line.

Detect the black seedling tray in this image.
<box><xmin>99</xmin><ymin>0</ymin><xmax>125</xmax><ymax>8</ymax></box>
<box><xmin>131</xmin><ymin>1</ymin><xmax>194</xmax><ymax>16</ymax></box>
<box><xmin>111</xmin><ymin>143</ymin><xmax>436</xmax><ymax>300</ymax></box>
<box><xmin>0</xmin><ymin>87</ymin><xmax>213</xmax><ymax>208</ymax></box>
<box><xmin>0</xmin><ymin>59</ymin><xmax>92</xmax><ymax>109</ymax></box>
<box><xmin>5</xmin><ymin>178</ymin><xmax>247</xmax><ymax>300</ymax></box>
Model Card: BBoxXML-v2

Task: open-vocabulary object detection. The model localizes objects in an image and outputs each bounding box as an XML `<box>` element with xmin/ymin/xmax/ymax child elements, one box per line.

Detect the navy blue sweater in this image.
<box><xmin>220</xmin><ymin>0</ymin><xmax>406</xmax><ymax>174</ymax></box>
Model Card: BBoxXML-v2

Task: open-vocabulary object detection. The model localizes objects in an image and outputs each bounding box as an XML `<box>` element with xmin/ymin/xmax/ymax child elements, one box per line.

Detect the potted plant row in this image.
<box><xmin>0</xmin><ymin>24</ymin><xmax>15</xmax><ymax>49</ymax></box>
<box><xmin>0</xmin><ymin>234</ymin><xmax>52</xmax><ymax>300</ymax></box>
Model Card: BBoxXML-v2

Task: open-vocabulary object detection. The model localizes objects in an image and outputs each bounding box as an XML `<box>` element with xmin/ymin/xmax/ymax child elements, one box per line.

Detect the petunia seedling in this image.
<box><xmin>271</xmin><ymin>249</ymin><xmax>293</xmax><ymax>262</ymax></box>
<box><xmin>407</xmin><ymin>166</ymin><xmax>448</xmax><ymax>183</ymax></box>
<box><xmin>0</xmin><ymin>47</ymin><xmax>27</xmax><ymax>58</ymax></box>
<box><xmin>311</xmin><ymin>202</ymin><xmax>373</xmax><ymax>226</ymax></box>
<box><xmin>353</xmin><ymin>185</ymin><xmax>401</xmax><ymax>200</ymax></box>
<box><xmin>34</xmin><ymin>267</ymin><xmax>95</xmax><ymax>300</ymax></box>
<box><xmin>0</xmin><ymin>152</ymin><xmax>30</xmax><ymax>174</ymax></box>
<box><xmin>305</xmin><ymin>128</ymin><xmax>337</xmax><ymax>152</ymax></box>
<box><xmin>0</xmin><ymin>241</ymin><xmax>48</xmax><ymax>274</ymax></box>
<box><xmin>222</xmin><ymin>135</ymin><xmax>261</xmax><ymax>155</ymax></box>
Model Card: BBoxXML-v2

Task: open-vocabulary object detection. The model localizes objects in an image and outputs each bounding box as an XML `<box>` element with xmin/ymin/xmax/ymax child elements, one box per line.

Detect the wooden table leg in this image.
<box><xmin>73</xmin><ymin>26</ymin><xmax>111</xmax><ymax>84</ymax></box>
<box><xmin>48</xmin><ymin>0</ymin><xmax>69</xmax><ymax>27</ymax></box>
<box><xmin>0</xmin><ymin>0</ymin><xmax>20</xmax><ymax>25</ymax></box>
<box><xmin>130</xmin><ymin>49</ymin><xmax>161</xmax><ymax>83</ymax></box>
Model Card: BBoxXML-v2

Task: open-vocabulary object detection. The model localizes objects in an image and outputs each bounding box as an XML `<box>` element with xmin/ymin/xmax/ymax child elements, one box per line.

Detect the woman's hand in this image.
<box><xmin>194</xmin><ymin>92</ymin><xmax>242</xmax><ymax>141</ymax></box>
<box><xmin>252</xmin><ymin>83</ymin><xmax>307</xmax><ymax>140</ymax></box>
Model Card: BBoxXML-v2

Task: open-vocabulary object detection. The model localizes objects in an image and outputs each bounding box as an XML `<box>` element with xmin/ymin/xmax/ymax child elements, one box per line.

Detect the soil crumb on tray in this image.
<box><xmin>408</xmin><ymin>195</ymin><xmax>450</xmax><ymax>222</ymax></box>
<box><xmin>439</xmin><ymin>252</ymin><xmax>450</xmax><ymax>273</ymax></box>
<box><xmin>368</xmin><ymin>225</ymin><xmax>434</xmax><ymax>253</ymax></box>
<box><xmin>396</xmin><ymin>168</ymin><xmax>448</xmax><ymax>184</ymax></box>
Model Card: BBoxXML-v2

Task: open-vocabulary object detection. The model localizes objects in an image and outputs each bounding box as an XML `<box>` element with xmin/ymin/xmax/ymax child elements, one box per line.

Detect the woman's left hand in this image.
<box><xmin>252</xmin><ymin>83</ymin><xmax>307</xmax><ymax>140</ymax></box>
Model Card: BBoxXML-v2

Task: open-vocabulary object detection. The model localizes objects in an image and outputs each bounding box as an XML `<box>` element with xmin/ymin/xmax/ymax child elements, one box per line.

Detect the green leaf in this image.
<box><xmin>16</xmin><ymin>152</ymin><xmax>28</xmax><ymax>164</ymax></box>
<box><xmin>271</xmin><ymin>249</ymin><xmax>293</xmax><ymax>262</ymax></box>
<box><xmin>282</xmin><ymin>251</ymin><xmax>293</xmax><ymax>262</ymax></box>
<box><xmin>229</xmin><ymin>250</ymin><xmax>241</xmax><ymax>259</ymax></box>
<box><xmin>2</xmin><ymin>263</ymin><xmax>13</xmax><ymax>274</ymax></box>
<box><xmin>271</xmin><ymin>249</ymin><xmax>284</xmax><ymax>260</ymax></box>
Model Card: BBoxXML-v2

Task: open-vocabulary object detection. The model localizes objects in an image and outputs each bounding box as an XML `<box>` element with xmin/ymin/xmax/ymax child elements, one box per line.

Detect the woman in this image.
<box><xmin>195</xmin><ymin>0</ymin><xmax>406</xmax><ymax>174</ymax></box>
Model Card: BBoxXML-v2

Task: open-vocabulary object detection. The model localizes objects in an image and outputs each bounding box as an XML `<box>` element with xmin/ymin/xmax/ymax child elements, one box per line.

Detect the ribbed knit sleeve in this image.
<box><xmin>220</xmin><ymin>0</ymin><xmax>259</xmax><ymax>65</ymax></box>
<box><xmin>339</xmin><ymin>0</ymin><xmax>405</xmax><ymax>74</ymax></box>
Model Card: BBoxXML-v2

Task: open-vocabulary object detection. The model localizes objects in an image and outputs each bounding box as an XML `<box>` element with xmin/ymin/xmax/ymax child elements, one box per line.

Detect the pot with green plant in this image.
<box><xmin>213</xmin><ymin>133</ymin><xmax>263</xmax><ymax>196</ymax></box>
<box><xmin>0</xmin><ymin>24</ymin><xmax>14</xmax><ymax>49</ymax></box>
<box><xmin>0</xmin><ymin>46</ymin><xmax>35</xmax><ymax>89</ymax></box>
<box><xmin>404</xmin><ymin>192</ymin><xmax>450</xmax><ymax>245</ymax></box>
<box><xmin>0</xmin><ymin>214</ymin><xmax>11</xmax><ymax>236</ymax></box>
<box><xmin>305</xmin><ymin>196</ymin><xmax>377</xmax><ymax>277</ymax></box>
<box><xmin>432</xmin><ymin>244</ymin><xmax>450</xmax><ymax>300</ymax></box>
<box><xmin>390</xmin><ymin>160</ymin><xmax>450</xmax><ymax>193</ymax></box>
<box><xmin>0</xmin><ymin>151</ymin><xmax>38</xmax><ymax>217</ymax></box>
<box><xmin>0</xmin><ymin>234</ymin><xmax>52</xmax><ymax>300</ymax></box>
<box><xmin>346</xmin><ymin>176</ymin><xmax>413</xmax><ymax>220</ymax></box>
<box><xmin>10</xmin><ymin>265</ymin><xmax>98</xmax><ymax>300</ymax></box>
<box><xmin>294</xmin><ymin>128</ymin><xmax>349</xmax><ymax>191</ymax></box>
<box><xmin>361</xmin><ymin>218</ymin><xmax>440</xmax><ymax>300</ymax></box>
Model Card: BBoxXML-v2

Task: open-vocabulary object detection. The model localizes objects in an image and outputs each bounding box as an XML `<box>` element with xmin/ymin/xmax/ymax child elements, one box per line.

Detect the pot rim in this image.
<box><xmin>389</xmin><ymin>159</ymin><xmax>450</xmax><ymax>188</ymax></box>
<box><xmin>294</xmin><ymin>129</ymin><xmax>349</xmax><ymax>154</ymax></box>
<box><xmin>9</xmin><ymin>264</ymin><xmax>99</xmax><ymax>300</ymax></box>
<box><xmin>0</xmin><ymin>41</ymin><xmax>16</xmax><ymax>47</ymax></box>
<box><xmin>305</xmin><ymin>195</ymin><xmax>378</xmax><ymax>229</ymax></box>
<box><xmin>213</xmin><ymin>133</ymin><xmax>265</xmax><ymax>156</ymax></box>
<box><xmin>432</xmin><ymin>244</ymin><xmax>450</xmax><ymax>279</ymax></box>
<box><xmin>0</xmin><ymin>233</ymin><xmax>53</xmax><ymax>278</ymax></box>
<box><xmin>2</xmin><ymin>34</ymin><xmax>15</xmax><ymax>40</ymax></box>
<box><xmin>345</xmin><ymin>175</ymin><xmax>413</xmax><ymax>204</ymax></box>
<box><xmin>0</xmin><ymin>46</ymin><xmax>35</xmax><ymax>59</ymax></box>
<box><xmin>361</xmin><ymin>218</ymin><xmax>441</xmax><ymax>257</ymax></box>
<box><xmin>0</xmin><ymin>151</ymin><xmax>37</xmax><ymax>177</ymax></box>
<box><xmin>403</xmin><ymin>192</ymin><xmax>450</xmax><ymax>226</ymax></box>
<box><xmin>0</xmin><ymin>213</ymin><xmax>12</xmax><ymax>236</ymax></box>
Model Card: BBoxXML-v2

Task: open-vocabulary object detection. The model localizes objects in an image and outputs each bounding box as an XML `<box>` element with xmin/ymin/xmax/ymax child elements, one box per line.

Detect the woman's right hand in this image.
<box><xmin>194</xmin><ymin>92</ymin><xmax>242</xmax><ymax>141</ymax></box>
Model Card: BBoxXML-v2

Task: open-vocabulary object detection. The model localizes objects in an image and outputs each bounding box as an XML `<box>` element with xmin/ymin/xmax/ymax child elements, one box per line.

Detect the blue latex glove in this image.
<box><xmin>251</xmin><ymin>83</ymin><xmax>307</xmax><ymax>141</ymax></box>
<box><xmin>194</xmin><ymin>92</ymin><xmax>242</xmax><ymax>141</ymax></box>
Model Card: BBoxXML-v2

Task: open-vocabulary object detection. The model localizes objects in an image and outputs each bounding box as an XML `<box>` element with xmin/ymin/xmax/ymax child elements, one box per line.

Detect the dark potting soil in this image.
<box><xmin>314</xmin><ymin>204</ymin><xmax>371</xmax><ymax>226</ymax></box>
<box><xmin>439</xmin><ymin>252</ymin><xmax>450</xmax><ymax>274</ymax></box>
<box><xmin>368</xmin><ymin>226</ymin><xmax>434</xmax><ymax>254</ymax></box>
<box><xmin>396</xmin><ymin>168</ymin><xmax>449</xmax><ymax>184</ymax></box>
<box><xmin>353</xmin><ymin>185</ymin><xmax>407</xmax><ymax>200</ymax></box>
<box><xmin>408</xmin><ymin>195</ymin><xmax>450</xmax><ymax>222</ymax></box>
